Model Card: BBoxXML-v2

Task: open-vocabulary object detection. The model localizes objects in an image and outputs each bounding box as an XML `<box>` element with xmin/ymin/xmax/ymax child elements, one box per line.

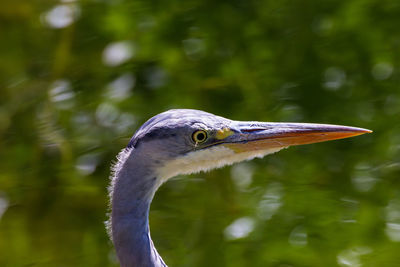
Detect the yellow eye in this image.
<box><xmin>192</xmin><ymin>130</ymin><xmax>208</xmax><ymax>144</ymax></box>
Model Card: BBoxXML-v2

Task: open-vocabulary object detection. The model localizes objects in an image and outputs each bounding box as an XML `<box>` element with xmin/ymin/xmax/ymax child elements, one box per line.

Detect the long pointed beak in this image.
<box><xmin>223</xmin><ymin>122</ymin><xmax>372</xmax><ymax>152</ymax></box>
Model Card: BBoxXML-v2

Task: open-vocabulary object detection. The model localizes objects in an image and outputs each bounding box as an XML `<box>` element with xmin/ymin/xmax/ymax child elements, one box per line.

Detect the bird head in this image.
<box><xmin>127</xmin><ymin>109</ymin><xmax>371</xmax><ymax>181</ymax></box>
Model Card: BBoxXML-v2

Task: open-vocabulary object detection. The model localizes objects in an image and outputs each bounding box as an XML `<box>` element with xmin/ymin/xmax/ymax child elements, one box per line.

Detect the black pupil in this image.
<box><xmin>196</xmin><ymin>132</ymin><xmax>205</xmax><ymax>141</ymax></box>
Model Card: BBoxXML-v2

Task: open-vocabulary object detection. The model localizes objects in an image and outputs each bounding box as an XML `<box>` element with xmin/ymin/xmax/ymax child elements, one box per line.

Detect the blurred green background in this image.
<box><xmin>1</xmin><ymin>0</ymin><xmax>399</xmax><ymax>266</ymax></box>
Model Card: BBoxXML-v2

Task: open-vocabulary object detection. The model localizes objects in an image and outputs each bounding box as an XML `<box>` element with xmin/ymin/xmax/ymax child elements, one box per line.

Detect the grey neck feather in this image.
<box><xmin>110</xmin><ymin>148</ymin><xmax>167</xmax><ymax>267</ymax></box>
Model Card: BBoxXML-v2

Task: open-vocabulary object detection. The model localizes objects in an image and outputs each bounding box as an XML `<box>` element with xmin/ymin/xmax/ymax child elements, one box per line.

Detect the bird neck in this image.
<box><xmin>110</xmin><ymin>148</ymin><xmax>167</xmax><ymax>267</ymax></box>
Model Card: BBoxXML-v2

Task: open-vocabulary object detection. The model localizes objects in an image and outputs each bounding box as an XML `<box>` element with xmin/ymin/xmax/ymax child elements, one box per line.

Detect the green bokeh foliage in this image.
<box><xmin>0</xmin><ymin>0</ymin><xmax>399</xmax><ymax>266</ymax></box>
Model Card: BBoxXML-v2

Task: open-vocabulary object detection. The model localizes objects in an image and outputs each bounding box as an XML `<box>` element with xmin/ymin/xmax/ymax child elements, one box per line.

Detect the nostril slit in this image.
<box><xmin>241</xmin><ymin>128</ymin><xmax>265</xmax><ymax>133</ymax></box>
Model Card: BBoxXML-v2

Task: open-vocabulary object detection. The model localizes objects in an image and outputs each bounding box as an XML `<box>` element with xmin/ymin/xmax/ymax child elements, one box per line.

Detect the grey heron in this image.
<box><xmin>108</xmin><ymin>109</ymin><xmax>371</xmax><ymax>267</ymax></box>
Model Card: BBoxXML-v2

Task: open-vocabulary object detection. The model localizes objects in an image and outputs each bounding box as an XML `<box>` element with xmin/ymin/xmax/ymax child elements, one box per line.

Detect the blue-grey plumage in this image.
<box><xmin>108</xmin><ymin>109</ymin><xmax>371</xmax><ymax>267</ymax></box>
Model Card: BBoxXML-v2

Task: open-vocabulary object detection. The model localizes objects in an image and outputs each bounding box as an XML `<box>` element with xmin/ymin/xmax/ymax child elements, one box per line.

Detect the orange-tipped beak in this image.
<box><xmin>221</xmin><ymin>122</ymin><xmax>372</xmax><ymax>152</ymax></box>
